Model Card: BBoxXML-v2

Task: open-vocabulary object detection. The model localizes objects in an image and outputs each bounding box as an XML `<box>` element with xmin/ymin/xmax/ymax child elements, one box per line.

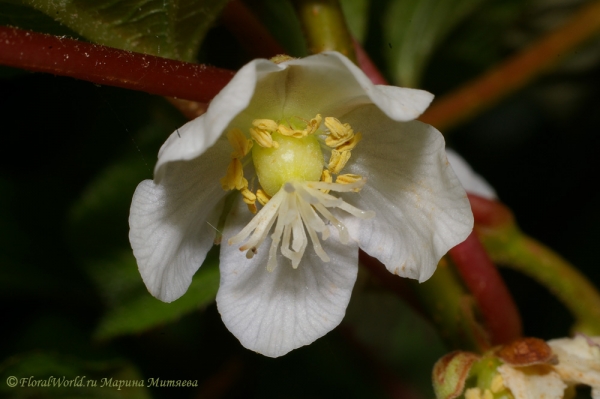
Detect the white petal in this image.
<box><xmin>154</xmin><ymin>59</ymin><xmax>283</xmax><ymax>182</ymax></box>
<box><xmin>446</xmin><ymin>149</ymin><xmax>497</xmax><ymax>199</ymax></box>
<box><xmin>282</xmin><ymin>52</ymin><xmax>433</xmax><ymax>121</ymax></box>
<box><xmin>497</xmin><ymin>364</ymin><xmax>566</xmax><ymax>399</ymax></box>
<box><xmin>226</xmin><ymin>52</ymin><xmax>433</xmax><ymax>124</ymax></box>
<box><xmin>217</xmin><ymin>200</ymin><xmax>359</xmax><ymax>357</ymax></box>
<box><xmin>129</xmin><ymin>139</ymin><xmax>231</xmax><ymax>302</ymax></box>
<box><xmin>547</xmin><ymin>336</ymin><xmax>600</xmax><ymax>391</ymax></box>
<box><xmin>342</xmin><ymin>105</ymin><xmax>473</xmax><ymax>282</ymax></box>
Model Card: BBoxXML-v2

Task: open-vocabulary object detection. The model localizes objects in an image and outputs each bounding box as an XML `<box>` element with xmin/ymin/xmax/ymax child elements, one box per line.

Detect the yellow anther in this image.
<box><xmin>277</xmin><ymin>114</ymin><xmax>322</xmax><ymax>138</ymax></box>
<box><xmin>277</xmin><ymin>124</ymin><xmax>306</xmax><ymax>138</ymax></box>
<box><xmin>336</xmin><ymin>131</ymin><xmax>362</xmax><ymax>152</ymax></box>
<box><xmin>321</xmin><ymin>169</ymin><xmax>332</xmax><ymax>183</ymax></box>
<box><xmin>220</xmin><ymin>158</ymin><xmax>246</xmax><ymax>191</ymax></box>
<box><xmin>490</xmin><ymin>374</ymin><xmax>505</xmax><ymax>393</ymax></box>
<box><xmin>482</xmin><ymin>389</ymin><xmax>493</xmax><ymax>399</ymax></box>
<box><xmin>227</xmin><ymin>128</ymin><xmax>253</xmax><ymax>158</ymax></box>
<box><xmin>252</xmin><ymin>119</ymin><xmax>278</xmax><ymax>132</ymax></box>
<box><xmin>250</xmin><ymin>127</ymin><xmax>279</xmax><ymax>148</ymax></box>
<box><xmin>241</xmin><ymin>187</ymin><xmax>256</xmax><ymax>203</ymax></box>
<box><xmin>320</xmin><ymin>169</ymin><xmax>332</xmax><ymax>194</ymax></box>
<box><xmin>270</xmin><ymin>54</ymin><xmax>295</xmax><ymax>64</ymax></box>
<box><xmin>305</xmin><ymin>114</ymin><xmax>322</xmax><ymax>135</ymax></box>
<box><xmin>241</xmin><ymin>188</ymin><xmax>257</xmax><ymax>214</ymax></box>
<box><xmin>325</xmin><ymin>117</ymin><xmax>354</xmax><ymax>148</ymax></box>
<box><xmin>336</xmin><ymin>174</ymin><xmax>363</xmax><ymax>191</ymax></box>
<box><xmin>464</xmin><ymin>388</ymin><xmax>482</xmax><ymax>399</ymax></box>
<box><xmin>328</xmin><ymin>150</ymin><xmax>351</xmax><ymax>174</ymax></box>
<box><xmin>256</xmin><ymin>188</ymin><xmax>271</xmax><ymax>206</ymax></box>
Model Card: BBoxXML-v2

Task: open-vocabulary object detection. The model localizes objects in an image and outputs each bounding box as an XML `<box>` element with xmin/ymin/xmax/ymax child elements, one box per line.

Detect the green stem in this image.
<box><xmin>412</xmin><ymin>258</ymin><xmax>491</xmax><ymax>353</ymax></box>
<box><xmin>479</xmin><ymin>225</ymin><xmax>600</xmax><ymax>335</ymax></box>
<box><xmin>292</xmin><ymin>0</ymin><xmax>357</xmax><ymax>62</ymax></box>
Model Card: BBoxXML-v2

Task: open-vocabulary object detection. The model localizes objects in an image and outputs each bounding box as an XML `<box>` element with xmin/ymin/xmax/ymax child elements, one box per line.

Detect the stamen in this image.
<box><xmin>252</xmin><ymin>119</ymin><xmax>278</xmax><ymax>132</ymax></box>
<box><xmin>320</xmin><ymin>169</ymin><xmax>332</xmax><ymax>194</ymax></box>
<box><xmin>220</xmin><ymin>159</ymin><xmax>246</xmax><ymax>190</ymax></box>
<box><xmin>227</xmin><ymin>128</ymin><xmax>253</xmax><ymax>158</ymax></box>
<box><xmin>328</xmin><ymin>149</ymin><xmax>351</xmax><ymax>174</ymax></box>
<box><xmin>250</xmin><ymin>127</ymin><xmax>279</xmax><ymax>148</ymax></box>
<box><xmin>305</xmin><ymin>114</ymin><xmax>322</xmax><ymax>135</ymax></box>
<box><xmin>278</xmin><ymin>124</ymin><xmax>306</xmax><ymax>138</ymax></box>
<box><xmin>325</xmin><ymin>117</ymin><xmax>354</xmax><ymax>148</ymax></box>
<box><xmin>256</xmin><ymin>188</ymin><xmax>271</xmax><ymax>206</ymax></box>
<box><xmin>229</xmin><ymin>189</ymin><xmax>286</xmax><ymax>249</ymax></box>
<box><xmin>278</xmin><ymin>114</ymin><xmax>322</xmax><ymax>138</ymax></box>
<box><xmin>240</xmin><ymin>187</ymin><xmax>258</xmax><ymax>214</ymax></box>
<box><xmin>336</xmin><ymin>131</ymin><xmax>362</xmax><ymax>152</ymax></box>
<box><xmin>336</xmin><ymin>174</ymin><xmax>364</xmax><ymax>191</ymax></box>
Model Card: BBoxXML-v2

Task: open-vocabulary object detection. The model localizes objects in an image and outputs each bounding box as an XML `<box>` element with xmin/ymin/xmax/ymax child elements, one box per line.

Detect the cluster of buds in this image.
<box><xmin>433</xmin><ymin>335</ymin><xmax>600</xmax><ymax>399</ymax></box>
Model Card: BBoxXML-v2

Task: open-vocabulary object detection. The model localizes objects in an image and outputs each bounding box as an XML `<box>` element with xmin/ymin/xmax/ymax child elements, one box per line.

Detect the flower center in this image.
<box><xmin>252</xmin><ymin>132</ymin><xmax>323</xmax><ymax>197</ymax></box>
<box><xmin>220</xmin><ymin>113</ymin><xmax>374</xmax><ymax>270</ymax></box>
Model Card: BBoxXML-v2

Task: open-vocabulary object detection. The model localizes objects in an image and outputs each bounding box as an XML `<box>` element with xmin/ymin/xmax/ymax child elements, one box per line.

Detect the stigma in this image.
<box><xmin>228</xmin><ymin>179</ymin><xmax>374</xmax><ymax>272</ymax></box>
<box><xmin>220</xmin><ymin>113</ymin><xmax>374</xmax><ymax>270</ymax></box>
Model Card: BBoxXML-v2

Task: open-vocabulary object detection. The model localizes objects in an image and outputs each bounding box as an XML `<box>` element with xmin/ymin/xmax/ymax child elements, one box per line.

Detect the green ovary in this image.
<box><xmin>252</xmin><ymin>132</ymin><xmax>324</xmax><ymax>197</ymax></box>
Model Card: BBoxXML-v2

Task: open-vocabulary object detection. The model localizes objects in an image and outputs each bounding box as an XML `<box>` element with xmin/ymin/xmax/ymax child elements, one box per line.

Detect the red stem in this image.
<box><xmin>0</xmin><ymin>26</ymin><xmax>234</xmax><ymax>103</ymax></box>
<box><xmin>353</xmin><ymin>38</ymin><xmax>388</xmax><ymax>84</ymax></box>
<box><xmin>449</xmin><ymin>232</ymin><xmax>522</xmax><ymax>345</ymax></box>
<box><xmin>468</xmin><ymin>193</ymin><xmax>515</xmax><ymax>228</ymax></box>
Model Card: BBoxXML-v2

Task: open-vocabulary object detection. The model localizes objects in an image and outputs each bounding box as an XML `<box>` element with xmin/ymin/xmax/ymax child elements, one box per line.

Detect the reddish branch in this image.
<box><xmin>449</xmin><ymin>231</ymin><xmax>522</xmax><ymax>345</ymax></box>
<box><xmin>468</xmin><ymin>194</ymin><xmax>515</xmax><ymax>228</ymax></box>
<box><xmin>353</xmin><ymin>39</ymin><xmax>387</xmax><ymax>84</ymax></box>
<box><xmin>420</xmin><ymin>0</ymin><xmax>600</xmax><ymax>131</ymax></box>
<box><xmin>0</xmin><ymin>26</ymin><xmax>234</xmax><ymax>103</ymax></box>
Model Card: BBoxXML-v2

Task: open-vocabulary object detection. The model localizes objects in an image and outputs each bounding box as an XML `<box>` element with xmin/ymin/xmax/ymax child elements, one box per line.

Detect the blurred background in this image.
<box><xmin>1</xmin><ymin>0</ymin><xmax>600</xmax><ymax>397</ymax></box>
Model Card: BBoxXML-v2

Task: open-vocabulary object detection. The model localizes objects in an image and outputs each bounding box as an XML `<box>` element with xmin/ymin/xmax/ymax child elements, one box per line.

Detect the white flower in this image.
<box><xmin>128</xmin><ymin>52</ymin><xmax>473</xmax><ymax>357</ymax></box>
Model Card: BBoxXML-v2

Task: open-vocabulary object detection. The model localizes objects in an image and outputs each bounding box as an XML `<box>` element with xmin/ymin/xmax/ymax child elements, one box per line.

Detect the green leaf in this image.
<box><xmin>382</xmin><ymin>0</ymin><xmax>484</xmax><ymax>87</ymax></box>
<box><xmin>339</xmin><ymin>0</ymin><xmax>370</xmax><ymax>43</ymax></box>
<box><xmin>17</xmin><ymin>0</ymin><xmax>229</xmax><ymax>60</ymax></box>
<box><xmin>0</xmin><ymin>352</ymin><xmax>151</xmax><ymax>399</ymax></box>
<box><xmin>94</xmin><ymin>250</ymin><xmax>219</xmax><ymax>341</ymax></box>
<box><xmin>0</xmin><ymin>1</ymin><xmax>78</xmax><ymax>37</ymax></box>
<box><xmin>252</xmin><ymin>0</ymin><xmax>308</xmax><ymax>57</ymax></box>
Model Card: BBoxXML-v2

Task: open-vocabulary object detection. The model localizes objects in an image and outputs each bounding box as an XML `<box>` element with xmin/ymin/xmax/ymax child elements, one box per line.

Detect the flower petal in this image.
<box><xmin>217</xmin><ymin>200</ymin><xmax>359</xmax><ymax>357</ymax></box>
<box><xmin>497</xmin><ymin>364</ymin><xmax>566</xmax><ymax>399</ymax></box>
<box><xmin>129</xmin><ymin>139</ymin><xmax>231</xmax><ymax>302</ymax></box>
<box><xmin>342</xmin><ymin>105</ymin><xmax>473</xmax><ymax>282</ymax></box>
<box><xmin>282</xmin><ymin>52</ymin><xmax>433</xmax><ymax>121</ymax></box>
<box><xmin>223</xmin><ymin>52</ymin><xmax>433</xmax><ymax>125</ymax></box>
<box><xmin>547</xmin><ymin>335</ymin><xmax>600</xmax><ymax>392</ymax></box>
<box><xmin>446</xmin><ymin>149</ymin><xmax>497</xmax><ymax>199</ymax></box>
<box><xmin>154</xmin><ymin>59</ymin><xmax>283</xmax><ymax>182</ymax></box>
